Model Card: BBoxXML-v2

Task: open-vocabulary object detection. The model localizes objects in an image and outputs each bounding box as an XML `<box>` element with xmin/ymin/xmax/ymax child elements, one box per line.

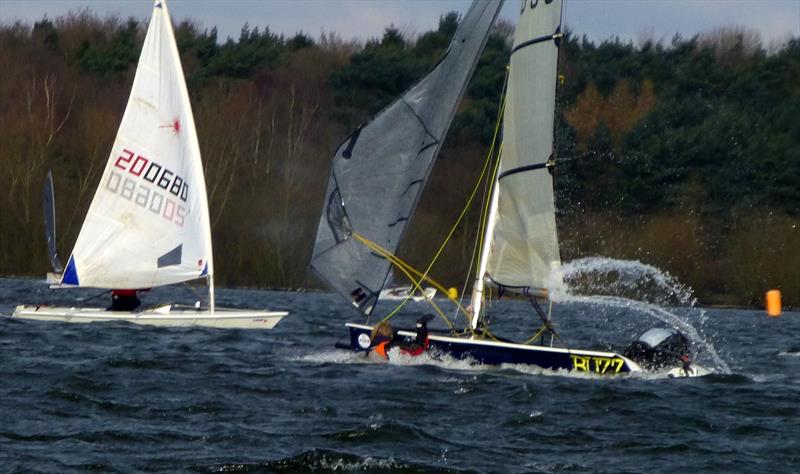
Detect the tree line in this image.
<box><xmin>0</xmin><ymin>10</ymin><xmax>797</xmax><ymax>307</ymax></box>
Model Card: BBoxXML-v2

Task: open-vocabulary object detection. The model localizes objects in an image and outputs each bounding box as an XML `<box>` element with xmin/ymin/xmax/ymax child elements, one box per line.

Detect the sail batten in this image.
<box><xmin>311</xmin><ymin>0</ymin><xmax>504</xmax><ymax>315</ymax></box>
<box><xmin>484</xmin><ymin>0</ymin><xmax>563</xmax><ymax>292</ymax></box>
<box><xmin>62</xmin><ymin>0</ymin><xmax>213</xmax><ymax>289</ymax></box>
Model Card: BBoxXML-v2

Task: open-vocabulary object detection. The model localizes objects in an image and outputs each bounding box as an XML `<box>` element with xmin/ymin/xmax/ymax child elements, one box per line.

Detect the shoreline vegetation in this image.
<box><xmin>0</xmin><ymin>11</ymin><xmax>797</xmax><ymax>308</ymax></box>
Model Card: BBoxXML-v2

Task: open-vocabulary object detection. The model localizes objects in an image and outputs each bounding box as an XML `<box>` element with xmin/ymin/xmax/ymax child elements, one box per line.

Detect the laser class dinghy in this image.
<box><xmin>311</xmin><ymin>0</ymin><xmax>702</xmax><ymax>376</ymax></box>
<box><xmin>11</xmin><ymin>0</ymin><xmax>286</xmax><ymax>329</ymax></box>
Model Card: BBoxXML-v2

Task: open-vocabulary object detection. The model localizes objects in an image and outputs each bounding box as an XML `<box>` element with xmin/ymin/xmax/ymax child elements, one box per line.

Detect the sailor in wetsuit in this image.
<box><xmin>366</xmin><ymin>315</ymin><xmax>432</xmax><ymax>362</ymax></box>
<box><xmin>108</xmin><ymin>289</ymin><xmax>142</xmax><ymax>311</ymax></box>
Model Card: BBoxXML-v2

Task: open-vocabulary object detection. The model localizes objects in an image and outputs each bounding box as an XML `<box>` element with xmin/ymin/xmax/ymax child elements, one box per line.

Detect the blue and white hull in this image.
<box><xmin>344</xmin><ymin>323</ymin><xmax>643</xmax><ymax>375</ymax></box>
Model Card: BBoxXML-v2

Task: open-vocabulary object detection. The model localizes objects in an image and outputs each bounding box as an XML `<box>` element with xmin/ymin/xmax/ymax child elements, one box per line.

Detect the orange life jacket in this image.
<box><xmin>371</xmin><ymin>340</ymin><xmax>390</xmax><ymax>360</ymax></box>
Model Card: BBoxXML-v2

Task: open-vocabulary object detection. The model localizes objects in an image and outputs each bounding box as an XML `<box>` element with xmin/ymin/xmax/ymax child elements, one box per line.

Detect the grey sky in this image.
<box><xmin>1</xmin><ymin>0</ymin><xmax>798</xmax><ymax>47</ymax></box>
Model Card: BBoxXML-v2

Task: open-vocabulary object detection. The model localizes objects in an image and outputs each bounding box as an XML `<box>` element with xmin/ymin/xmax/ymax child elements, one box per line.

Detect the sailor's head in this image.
<box><xmin>371</xmin><ymin>321</ymin><xmax>393</xmax><ymax>340</ymax></box>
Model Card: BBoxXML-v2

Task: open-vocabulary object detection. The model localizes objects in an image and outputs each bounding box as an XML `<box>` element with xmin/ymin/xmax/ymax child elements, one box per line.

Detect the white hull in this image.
<box><xmin>380</xmin><ymin>286</ymin><xmax>437</xmax><ymax>302</ymax></box>
<box><xmin>665</xmin><ymin>365</ymin><xmax>709</xmax><ymax>378</ymax></box>
<box><xmin>10</xmin><ymin>305</ymin><xmax>286</xmax><ymax>329</ymax></box>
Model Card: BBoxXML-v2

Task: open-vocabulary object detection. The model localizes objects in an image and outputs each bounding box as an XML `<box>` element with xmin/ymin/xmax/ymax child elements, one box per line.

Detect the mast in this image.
<box><xmin>162</xmin><ymin>0</ymin><xmax>216</xmax><ymax>309</ymax></box>
<box><xmin>478</xmin><ymin>0</ymin><xmax>563</xmax><ymax>295</ymax></box>
<box><xmin>469</xmin><ymin>0</ymin><xmax>564</xmax><ymax>332</ymax></box>
<box><xmin>469</xmin><ymin>177</ymin><xmax>500</xmax><ymax>331</ymax></box>
<box><xmin>208</xmin><ymin>274</ymin><xmax>215</xmax><ymax>312</ymax></box>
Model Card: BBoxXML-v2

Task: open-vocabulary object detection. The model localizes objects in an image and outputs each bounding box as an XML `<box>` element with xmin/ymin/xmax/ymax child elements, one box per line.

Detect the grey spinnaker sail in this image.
<box><xmin>485</xmin><ymin>0</ymin><xmax>563</xmax><ymax>292</ymax></box>
<box><xmin>311</xmin><ymin>0</ymin><xmax>504</xmax><ymax>315</ymax></box>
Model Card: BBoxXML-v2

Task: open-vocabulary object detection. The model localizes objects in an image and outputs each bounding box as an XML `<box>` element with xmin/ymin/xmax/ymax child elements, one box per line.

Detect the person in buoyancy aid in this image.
<box><xmin>366</xmin><ymin>315</ymin><xmax>432</xmax><ymax>362</ymax></box>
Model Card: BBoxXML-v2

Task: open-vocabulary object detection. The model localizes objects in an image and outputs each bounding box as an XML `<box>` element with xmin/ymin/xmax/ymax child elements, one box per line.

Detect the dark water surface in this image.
<box><xmin>1</xmin><ymin>277</ymin><xmax>798</xmax><ymax>472</ymax></box>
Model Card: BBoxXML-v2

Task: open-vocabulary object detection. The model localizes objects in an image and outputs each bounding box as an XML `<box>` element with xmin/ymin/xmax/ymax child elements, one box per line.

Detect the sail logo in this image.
<box><xmin>105</xmin><ymin>148</ymin><xmax>189</xmax><ymax>227</ymax></box>
<box><xmin>570</xmin><ymin>355</ymin><xmax>625</xmax><ymax>374</ymax></box>
<box><xmin>357</xmin><ymin>333</ymin><xmax>371</xmax><ymax>349</ymax></box>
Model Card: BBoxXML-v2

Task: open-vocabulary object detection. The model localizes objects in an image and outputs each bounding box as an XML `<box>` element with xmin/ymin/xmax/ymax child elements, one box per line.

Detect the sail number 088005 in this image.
<box><xmin>106</xmin><ymin>148</ymin><xmax>189</xmax><ymax>227</ymax></box>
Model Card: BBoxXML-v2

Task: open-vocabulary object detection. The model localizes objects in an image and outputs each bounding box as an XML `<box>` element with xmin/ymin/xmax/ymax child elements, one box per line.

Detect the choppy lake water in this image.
<box><xmin>1</xmin><ymin>277</ymin><xmax>798</xmax><ymax>472</ymax></box>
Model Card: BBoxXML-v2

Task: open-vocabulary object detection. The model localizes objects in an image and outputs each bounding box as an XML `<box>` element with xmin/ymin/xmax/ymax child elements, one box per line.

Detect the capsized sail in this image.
<box><xmin>61</xmin><ymin>0</ymin><xmax>213</xmax><ymax>289</ymax></box>
<box><xmin>311</xmin><ymin>0</ymin><xmax>504</xmax><ymax>315</ymax></box>
<box><xmin>485</xmin><ymin>0</ymin><xmax>563</xmax><ymax>292</ymax></box>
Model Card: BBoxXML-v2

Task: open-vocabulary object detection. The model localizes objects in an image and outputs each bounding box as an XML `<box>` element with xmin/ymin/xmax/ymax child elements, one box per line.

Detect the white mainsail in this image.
<box><xmin>472</xmin><ymin>0</ymin><xmax>563</xmax><ymax>325</ymax></box>
<box><xmin>61</xmin><ymin>0</ymin><xmax>213</xmax><ymax>290</ymax></box>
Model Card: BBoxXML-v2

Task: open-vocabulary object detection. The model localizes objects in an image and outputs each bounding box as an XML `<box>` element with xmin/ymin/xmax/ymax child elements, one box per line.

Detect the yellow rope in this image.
<box><xmin>467</xmin><ymin>73</ymin><xmax>510</xmax><ymax>328</ymax></box>
<box><xmin>350</xmin><ymin>65</ymin><xmax>563</xmax><ymax>350</ymax></box>
<box><xmin>522</xmin><ymin>325</ymin><xmax>550</xmax><ymax>345</ymax></box>
<box><xmin>366</xmin><ymin>105</ymin><xmax>507</xmax><ymax>327</ymax></box>
<box><xmin>353</xmin><ymin>233</ymin><xmax>459</xmax><ymax>330</ymax></box>
<box><xmin>352</xmin><ymin>67</ymin><xmax>511</xmax><ymax>337</ymax></box>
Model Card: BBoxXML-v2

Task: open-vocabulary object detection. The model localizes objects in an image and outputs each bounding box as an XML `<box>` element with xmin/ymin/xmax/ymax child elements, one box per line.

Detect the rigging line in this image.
<box><xmin>356</xmin><ymin>65</ymin><xmax>511</xmax><ymax>330</ymax></box>
<box><xmin>77</xmin><ymin>289</ymin><xmax>111</xmax><ymax>303</ymax></box>
<box><xmin>468</xmin><ymin>64</ymin><xmax>513</xmax><ymax>325</ymax></box>
<box><xmin>522</xmin><ymin>324</ymin><xmax>550</xmax><ymax>345</ymax></box>
<box><xmin>455</xmin><ymin>143</ymin><xmax>501</xmax><ymax>326</ymax></box>
<box><xmin>353</xmin><ymin>232</ymin><xmax>459</xmax><ymax>331</ymax></box>
<box><xmin>181</xmin><ymin>280</ymin><xmax>205</xmax><ymax>302</ymax></box>
<box><xmin>472</xmin><ymin>135</ymin><xmax>505</xmax><ymax>322</ymax></box>
<box><xmin>456</xmin><ymin>143</ymin><xmax>498</xmax><ymax>322</ymax></box>
<box><xmin>378</xmin><ymin>92</ymin><xmax>508</xmax><ymax>327</ymax></box>
<box><xmin>455</xmin><ymin>65</ymin><xmax>511</xmax><ymax>323</ymax></box>
<box><xmin>528</xmin><ymin>294</ymin><xmax>566</xmax><ymax>347</ymax></box>
<box><xmin>476</xmin><ymin>142</ymin><xmax>503</xmax><ymax>274</ymax></box>
<box><xmin>354</xmin><ymin>235</ymin><xmax>434</xmax><ymax>292</ymax></box>
<box><xmin>425</xmin><ymin>298</ymin><xmax>455</xmax><ymax>332</ymax></box>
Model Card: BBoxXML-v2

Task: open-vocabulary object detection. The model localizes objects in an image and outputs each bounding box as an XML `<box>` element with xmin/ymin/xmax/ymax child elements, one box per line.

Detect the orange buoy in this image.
<box><xmin>766</xmin><ymin>290</ymin><xmax>782</xmax><ymax>317</ymax></box>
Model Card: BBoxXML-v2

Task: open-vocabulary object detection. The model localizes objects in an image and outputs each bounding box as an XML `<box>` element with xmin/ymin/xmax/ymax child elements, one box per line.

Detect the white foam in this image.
<box><xmin>385</xmin><ymin>347</ymin><xmax>485</xmax><ymax>372</ymax></box>
<box><xmin>551</xmin><ymin>256</ymin><xmax>695</xmax><ymax>305</ymax></box>
<box><xmin>312</xmin><ymin>455</ymin><xmax>398</xmax><ymax>471</ymax></box>
<box><xmin>295</xmin><ymin>350</ymin><xmax>370</xmax><ymax>365</ymax></box>
<box><xmin>548</xmin><ymin>257</ymin><xmax>731</xmax><ymax>374</ymax></box>
<box><xmin>778</xmin><ymin>350</ymin><xmax>800</xmax><ymax>357</ymax></box>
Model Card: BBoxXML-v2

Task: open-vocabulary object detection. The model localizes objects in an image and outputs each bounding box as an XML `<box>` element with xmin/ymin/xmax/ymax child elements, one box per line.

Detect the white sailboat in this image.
<box><xmin>317</xmin><ymin>0</ymin><xmax>702</xmax><ymax>376</ymax></box>
<box><xmin>11</xmin><ymin>0</ymin><xmax>286</xmax><ymax>329</ymax></box>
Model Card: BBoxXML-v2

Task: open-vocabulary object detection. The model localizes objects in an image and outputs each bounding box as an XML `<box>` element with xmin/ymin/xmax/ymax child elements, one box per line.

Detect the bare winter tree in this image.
<box><xmin>697</xmin><ymin>25</ymin><xmax>763</xmax><ymax>64</ymax></box>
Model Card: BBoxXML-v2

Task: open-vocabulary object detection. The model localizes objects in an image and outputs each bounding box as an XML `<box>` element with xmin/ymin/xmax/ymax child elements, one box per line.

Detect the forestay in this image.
<box><xmin>62</xmin><ymin>0</ymin><xmax>213</xmax><ymax>289</ymax></box>
<box><xmin>485</xmin><ymin>0</ymin><xmax>563</xmax><ymax>292</ymax></box>
<box><xmin>311</xmin><ymin>0</ymin><xmax>504</xmax><ymax>315</ymax></box>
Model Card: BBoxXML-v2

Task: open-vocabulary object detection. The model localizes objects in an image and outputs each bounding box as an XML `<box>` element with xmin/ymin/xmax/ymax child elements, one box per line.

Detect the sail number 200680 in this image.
<box><xmin>114</xmin><ymin>149</ymin><xmax>189</xmax><ymax>202</ymax></box>
<box><xmin>106</xmin><ymin>148</ymin><xmax>189</xmax><ymax>227</ymax></box>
